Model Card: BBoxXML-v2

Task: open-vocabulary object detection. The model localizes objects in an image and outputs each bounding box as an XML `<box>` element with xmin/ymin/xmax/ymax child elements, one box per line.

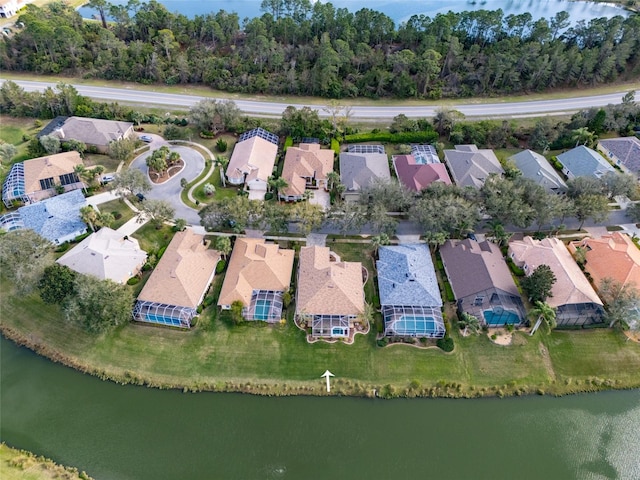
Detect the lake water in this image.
<box><xmin>2</xmin><ymin>336</ymin><xmax>640</xmax><ymax>480</ymax></box>
<box><xmin>77</xmin><ymin>0</ymin><xmax>630</xmax><ymax>25</ymax></box>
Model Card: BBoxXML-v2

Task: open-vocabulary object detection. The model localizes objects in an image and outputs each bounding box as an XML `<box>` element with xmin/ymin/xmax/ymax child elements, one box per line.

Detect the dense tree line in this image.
<box><xmin>1</xmin><ymin>1</ymin><xmax>639</xmax><ymax>98</ymax></box>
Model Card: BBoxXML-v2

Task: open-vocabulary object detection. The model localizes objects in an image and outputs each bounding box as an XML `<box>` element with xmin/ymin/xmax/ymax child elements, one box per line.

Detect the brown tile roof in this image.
<box><xmin>23</xmin><ymin>151</ymin><xmax>84</xmax><ymax>194</ymax></box>
<box><xmin>218</xmin><ymin>238</ymin><xmax>295</xmax><ymax>307</ymax></box>
<box><xmin>296</xmin><ymin>246</ymin><xmax>364</xmax><ymax>316</ymax></box>
<box><xmin>226</xmin><ymin>135</ymin><xmax>278</xmax><ymax>183</ymax></box>
<box><xmin>508</xmin><ymin>236</ymin><xmax>602</xmax><ymax>308</ymax></box>
<box><xmin>440</xmin><ymin>239</ymin><xmax>519</xmax><ymax>299</ymax></box>
<box><xmin>137</xmin><ymin>229</ymin><xmax>220</xmax><ymax>309</ymax></box>
<box><xmin>280</xmin><ymin>144</ymin><xmax>334</xmax><ymax>197</ymax></box>
<box><xmin>568</xmin><ymin>232</ymin><xmax>640</xmax><ymax>291</ymax></box>
<box><xmin>393</xmin><ymin>155</ymin><xmax>452</xmax><ymax>191</ymax></box>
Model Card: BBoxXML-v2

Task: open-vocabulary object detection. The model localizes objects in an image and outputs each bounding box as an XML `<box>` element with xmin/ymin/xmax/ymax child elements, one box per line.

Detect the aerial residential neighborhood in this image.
<box><xmin>1</xmin><ymin>1</ymin><xmax>640</xmax><ymax>477</ymax></box>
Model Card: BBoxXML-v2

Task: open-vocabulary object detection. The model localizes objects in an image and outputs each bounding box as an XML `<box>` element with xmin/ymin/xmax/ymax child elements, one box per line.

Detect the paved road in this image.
<box><xmin>3</xmin><ymin>79</ymin><xmax>633</xmax><ymax>120</ymax></box>
<box><xmin>130</xmin><ymin>144</ymin><xmax>204</xmax><ymax>224</ymax></box>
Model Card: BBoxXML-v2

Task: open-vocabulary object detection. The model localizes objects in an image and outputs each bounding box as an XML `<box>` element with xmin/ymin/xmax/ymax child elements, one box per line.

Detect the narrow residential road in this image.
<box><xmin>3</xmin><ymin>79</ymin><xmax>633</xmax><ymax>119</ymax></box>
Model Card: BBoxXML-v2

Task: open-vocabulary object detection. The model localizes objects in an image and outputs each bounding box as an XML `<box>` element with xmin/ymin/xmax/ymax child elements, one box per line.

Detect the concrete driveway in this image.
<box><xmin>130</xmin><ymin>144</ymin><xmax>205</xmax><ymax>225</ymax></box>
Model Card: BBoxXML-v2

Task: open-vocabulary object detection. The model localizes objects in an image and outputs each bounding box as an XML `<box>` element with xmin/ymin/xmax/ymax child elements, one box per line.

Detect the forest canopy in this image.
<box><xmin>0</xmin><ymin>1</ymin><xmax>638</xmax><ymax>99</ymax></box>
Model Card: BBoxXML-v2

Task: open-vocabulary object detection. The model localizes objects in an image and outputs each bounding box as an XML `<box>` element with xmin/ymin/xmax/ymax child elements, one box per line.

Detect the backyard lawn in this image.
<box><xmin>97</xmin><ymin>199</ymin><xmax>136</xmax><ymax>230</ymax></box>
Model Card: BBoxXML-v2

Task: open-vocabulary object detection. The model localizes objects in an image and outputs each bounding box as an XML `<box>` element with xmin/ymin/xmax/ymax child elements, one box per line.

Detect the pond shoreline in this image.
<box><xmin>3</xmin><ymin>324</ymin><xmax>638</xmax><ymax>400</ymax></box>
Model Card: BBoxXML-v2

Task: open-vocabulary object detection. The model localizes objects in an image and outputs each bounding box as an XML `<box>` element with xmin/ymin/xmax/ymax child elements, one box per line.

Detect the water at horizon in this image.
<box><xmin>78</xmin><ymin>0</ymin><xmax>629</xmax><ymax>25</ymax></box>
<box><xmin>2</xmin><ymin>337</ymin><xmax>639</xmax><ymax>480</ymax></box>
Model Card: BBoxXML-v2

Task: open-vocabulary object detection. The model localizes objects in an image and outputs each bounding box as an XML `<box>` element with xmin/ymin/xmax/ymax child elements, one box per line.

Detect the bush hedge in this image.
<box><xmin>127</xmin><ymin>277</ymin><xmax>140</xmax><ymax>285</ymax></box>
<box><xmin>344</xmin><ymin>130</ymin><xmax>438</xmax><ymax>144</ymax></box>
<box><xmin>437</xmin><ymin>335</ymin><xmax>454</xmax><ymax>352</ymax></box>
<box><xmin>216</xmin><ymin>259</ymin><xmax>227</xmax><ymax>274</ymax></box>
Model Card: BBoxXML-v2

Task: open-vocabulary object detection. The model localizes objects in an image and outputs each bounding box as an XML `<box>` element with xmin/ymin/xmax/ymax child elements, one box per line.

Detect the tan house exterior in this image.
<box><xmin>296</xmin><ymin>246</ymin><xmax>364</xmax><ymax>339</ymax></box>
<box><xmin>2</xmin><ymin>151</ymin><xmax>85</xmax><ymax>207</ymax></box>
<box><xmin>218</xmin><ymin>238</ymin><xmax>294</xmax><ymax>322</ymax></box>
<box><xmin>509</xmin><ymin>236</ymin><xmax>604</xmax><ymax>327</ymax></box>
<box><xmin>225</xmin><ymin>128</ymin><xmax>279</xmax><ymax>200</ymax></box>
<box><xmin>133</xmin><ymin>229</ymin><xmax>220</xmax><ymax>328</ymax></box>
<box><xmin>57</xmin><ymin>227</ymin><xmax>147</xmax><ymax>284</ymax></box>
<box><xmin>568</xmin><ymin>232</ymin><xmax>640</xmax><ymax>292</ymax></box>
<box><xmin>279</xmin><ymin>143</ymin><xmax>333</xmax><ymax>201</ymax></box>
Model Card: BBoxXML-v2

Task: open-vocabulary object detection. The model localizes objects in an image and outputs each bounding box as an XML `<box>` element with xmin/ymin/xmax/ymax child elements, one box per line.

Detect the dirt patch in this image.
<box><xmin>538</xmin><ymin>342</ymin><xmax>557</xmax><ymax>381</ymax></box>
<box><xmin>488</xmin><ymin>328</ymin><xmax>512</xmax><ymax>345</ymax></box>
<box><xmin>623</xmin><ymin>330</ymin><xmax>640</xmax><ymax>343</ymax></box>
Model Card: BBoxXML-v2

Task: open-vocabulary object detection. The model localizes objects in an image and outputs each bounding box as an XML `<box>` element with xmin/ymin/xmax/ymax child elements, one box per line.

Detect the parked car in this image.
<box><xmin>101</xmin><ymin>174</ymin><xmax>115</xmax><ymax>184</ymax></box>
<box><xmin>136</xmin><ymin>193</ymin><xmax>145</xmax><ymax>202</ymax></box>
<box><xmin>139</xmin><ymin>135</ymin><xmax>153</xmax><ymax>143</ymax></box>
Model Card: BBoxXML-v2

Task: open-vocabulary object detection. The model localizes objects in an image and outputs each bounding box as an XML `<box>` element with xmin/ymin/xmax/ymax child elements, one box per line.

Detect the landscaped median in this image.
<box><xmin>2</xmin><ymin>274</ymin><xmax>639</xmax><ymax>399</ymax></box>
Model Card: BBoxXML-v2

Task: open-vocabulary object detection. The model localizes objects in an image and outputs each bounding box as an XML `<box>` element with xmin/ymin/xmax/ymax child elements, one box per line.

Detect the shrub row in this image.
<box><xmin>344</xmin><ymin>130</ymin><xmax>438</xmax><ymax>144</ymax></box>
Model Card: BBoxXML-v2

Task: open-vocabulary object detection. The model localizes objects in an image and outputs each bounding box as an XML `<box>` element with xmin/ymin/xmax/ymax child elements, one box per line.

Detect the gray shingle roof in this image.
<box><xmin>376</xmin><ymin>244</ymin><xmax>442</xmax><ymax>307</ymax></box>
<box><xmin>557</xmin><ymin>146</ymin><xmax>614</xmax><ymax>178</ymax></box>
<box><xmin>598</xmin><ymin>137</ymin><xmax>640</xmax><ymax>174</ymax></box>
<box><xmin>444</xmin><ymin>145</ymin><xmax>504</xmax><ymax>188</ymax></box>
<box><xmin>509</xmin><ymin>150</ymin><xmax>567</xmax><ymax>193</ymax></box>
<box><xmin>440</xmin><ymin>239</ymin><xmax>519</xmax><ymax>299</ymax></box>
<box><xmin>339</xmin><ymin>149</ymin><xmax>391</xmax><ymax>192</ymax></box>
<box><xmin>17</xmin><ymin>189</ymin><xmax>87</xmax><ymax>243</ymax></box>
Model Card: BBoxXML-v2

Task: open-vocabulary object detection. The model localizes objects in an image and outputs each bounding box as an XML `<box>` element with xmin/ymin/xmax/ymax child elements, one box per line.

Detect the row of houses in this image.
<box><xmin>226</xmin><ymin>126</ymin><xmax>640</xmax><ymax>202</ymax></box>
<box><xmin>81</xmin><ymin>228</ymin><xmax>632</xmax><ymax>339</ymax></box>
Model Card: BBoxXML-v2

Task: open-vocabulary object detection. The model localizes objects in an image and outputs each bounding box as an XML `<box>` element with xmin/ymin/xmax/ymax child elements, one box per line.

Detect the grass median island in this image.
<box><xmin>2</xmin><ymin>270</ymin><xmax>639</xmax><ymax>398</ymax></box>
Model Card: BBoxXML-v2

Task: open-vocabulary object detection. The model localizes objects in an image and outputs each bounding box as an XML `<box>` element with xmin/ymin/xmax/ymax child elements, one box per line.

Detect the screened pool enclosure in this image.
<box><xmin>383</xmin><ymin>305</ymin><xmax>445</xmax><ymax>338</ymax></box>
<box><xmin>132</xmin><ymin>300</ymin><xmax>196</xmax><ymax>328</ymax></box>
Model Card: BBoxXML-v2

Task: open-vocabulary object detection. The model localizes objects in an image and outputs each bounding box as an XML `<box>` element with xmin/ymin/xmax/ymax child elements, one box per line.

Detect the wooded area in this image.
<box><xmin>1</xmin><ymin>0</ymin><xmax>639</xmax><ymax>98</ymax></box>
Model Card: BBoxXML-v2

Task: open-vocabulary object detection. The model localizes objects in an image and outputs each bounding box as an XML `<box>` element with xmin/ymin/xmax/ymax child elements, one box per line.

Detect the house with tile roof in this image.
<box><xmin>218</xmin><ymin>238</ymin><xmax>294</xmax><ymax>322</ymax></box>
<box><xmin>339</xmin><ymin>145</ymin><xmax>391</xmax><ymax>202</ymax></box>
<box><xmin>225</xmin><ymin>128</ymin><xmax>279</xmax><ymax>200</ymax></box>
<box><xmin>0</xmin><ymin>189</ymin><xmax>87</xmax><ymax>244</ymax></box>
<box><xmin>556</xmin><ymin>145</ymin><xmax>614</xmax><ymax>179</ymax></box>
<box><xmin>393</xmin><ymin>154</ymin><xmax>452</xmax><ymax>192</ymax></box>
<box><xmin>39</xmin><ymin>116</ymin><xmax>134</xmax><ymax>153</ymax></box>
<box><xmin>597</xmin><ymin>137</ymin><xmax>640</xmax><ymax>177</ymax></box>
<box><xmin>132</xmin><ymin>229</ymin><xmax>220</xmax><ymax>328</ymax></box>
<box><xmin>279</xmin><ymin>143</ymin><xmax>334</xmax><ymax>202</ymax></box>
<box><xmin>2</xmin><ymin>151</ymin><xmax>84</xmax><ymax>207</ymax></box>
<box><xmin>376</xmin><ymin>244</ymin><xmax>445</xmax><ymax>337</ymax></box>
<box><xmin>440</xmin><ymin>239</ymin><xmax>526</xmax><ymax>326</ymax></box>
<box><xmin>296</xmin><ymin>246</ymin><xmax>364</xmax><ymax>339</ymax></box>
<box><xmin>508</xmin><ymin>150</ymin><xmax>567</xmax><ymax>194</ymax></box>
<box><xmin>57</xmin><ymin>227</ymin><xmax>147</xmax><ymax>284</ymax></box>
<box><xmin>444</xmin><ymin>145</ymin><xmax>504</xmax><ymax>188</ymax></box>
<box><xmin>568</xmin><ymin>232</ymin><xmax>640</xmax><ymax>292</ymax></box>
<box><xmin>509</xmin><ymin>236</ymin><xmax>604</xmax><ymax>327</ymax></box>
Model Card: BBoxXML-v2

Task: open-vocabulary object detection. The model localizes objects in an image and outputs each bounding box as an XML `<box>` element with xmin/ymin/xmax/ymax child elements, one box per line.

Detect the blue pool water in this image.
<box><xmin>332</xmin><ymin>327</ymin><xmax>347</xmax><ymax>337</ymax></box>
<box><xmin>143</xmin><ymin>313</ymin><xmax>184</xmax><ymax>327</ymax></box>
<box><xmin>483</xmin><ymin>309</ymin><xmax>521</xmax><ymax>326</ymax></box>
<box><xmin>253</xmin><ymin>300</ymin><xmax>272</xmax><ymax>321</ymax></box>
<box><xmin>392</xmin><ymin>315</ymin><xmax>443</xmax><ymax>336</ymax></box>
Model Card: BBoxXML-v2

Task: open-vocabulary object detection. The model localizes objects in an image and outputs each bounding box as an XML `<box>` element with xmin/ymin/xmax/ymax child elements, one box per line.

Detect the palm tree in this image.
<box><xmin>425</xmin><ymin>231</ymin><xmax>447</xmax><ymax>253</ymax></box>
<box><xmin>459</xmin><ymin>312</ymin><xmax>480</xmax><ymax>335</ymax></box>
<box><xmin>571</xmin><ymin>127</ymin><xmax>596</xmax><ymax>147</ymax></box>
<box><xmin>370</xmin><ymin>233</ymin><xmax>390</xmax><ymax>257</ymax></box>
<box><xmin>268</xmin><ymin>176</ymin><xmax>288</xmax><ymax>199</ymax></box>
<box><xmin>528</xmin><ymin>301</ymin><xmax>557</xmax><ymax>335</ymax></box>
<box><xmin>215</xmin><ymin>236</ymin><xmax>232</xmax><ymax>260</ymax></box>
<box><xmin>486</xmin><ymin>219</ymin><xmax>511</xmax><ymax>246</ymax></box>
<box><xmin>80</xmin><ymin>205</ymin><xmax>99</xmax><ymax>232</ymax></box>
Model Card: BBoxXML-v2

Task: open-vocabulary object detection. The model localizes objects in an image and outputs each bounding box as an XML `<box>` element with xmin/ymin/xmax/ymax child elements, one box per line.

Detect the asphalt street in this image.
<box><xmin>130</xmin><ymin>144</ymin><xmax>204</xmax><ymax>225</ymax></box>
<box><xmin>3</xmin><ymin>79</ymin><xmax>632</xmax><ymax>120</ymax></box>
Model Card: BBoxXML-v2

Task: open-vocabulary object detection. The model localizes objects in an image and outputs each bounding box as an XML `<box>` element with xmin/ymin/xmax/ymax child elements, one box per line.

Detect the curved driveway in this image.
<box><xmin>131</xmin><ymin>144</ymin><xmax>204</xmax><ymax>224</ymax></box>
<box><xmin>4</xmin><ymin>79</ymin><xmax>635</xmax><ymax>120</ymax></box>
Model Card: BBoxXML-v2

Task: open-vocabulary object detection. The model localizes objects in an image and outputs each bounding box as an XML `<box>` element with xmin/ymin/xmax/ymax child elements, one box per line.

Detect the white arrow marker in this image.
<box><xmin>321</xmin><ymin>370</ymin><xmax>335</xmax><ymax>393</ymax></box>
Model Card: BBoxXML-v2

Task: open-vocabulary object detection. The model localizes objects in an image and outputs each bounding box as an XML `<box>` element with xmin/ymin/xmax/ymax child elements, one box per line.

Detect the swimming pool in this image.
<box><xmin>390</xmin><ymin>315</ymin><xmax>444</xmax><ymax>337</ymax></box>
<box><xmin>143</xmin><ymin>313</ymin><xmax>185</xmax><ymax>327</ymax></box>
<box><xmin>332</xmin><ymin>327</ymin><xmax>348</xmax><ymax>337</ymax></box>
<box><xmin>483</xmin><ymin>309</ymin><xmax>521</xmax><ymax>326</ymax></box>
<box><xmin>253</xmin><ymin>299</ymin><xmax>272</xmax><ymax>321</ymax></box>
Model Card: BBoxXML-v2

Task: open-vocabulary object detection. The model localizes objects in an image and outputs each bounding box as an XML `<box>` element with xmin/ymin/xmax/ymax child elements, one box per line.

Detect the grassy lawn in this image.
<box><xmin>0</xmin><ymin>443</ymin><xmax>92</xmax><ymax>480</ymax></box>
<box><xmin>192</xmin><ymin>167</ymin><xmax>238</xmax><ymax>204</ymax></box>
<box><xmin>97</xmin><ymin>199</ymin><xmax>136</xmax><ymax>230</ymax></box>
<box><xmin>0</xmin><ymin>115</ymin><xmax>40</xmax><ymax>162</ymax></box>
<box><xmin>82</xmin><ymin>153</ymin><xmax>120</xmax><ymax>173</ymax></box>
<box><xmin>1</xmin><ymin>267</ymin><xmax>639</xmax><ymax>398</ymax></box>
<box><xmin>131</xmin><ymin>224</ymin><xmax>175</xmax><ymax>254</ymax></box>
